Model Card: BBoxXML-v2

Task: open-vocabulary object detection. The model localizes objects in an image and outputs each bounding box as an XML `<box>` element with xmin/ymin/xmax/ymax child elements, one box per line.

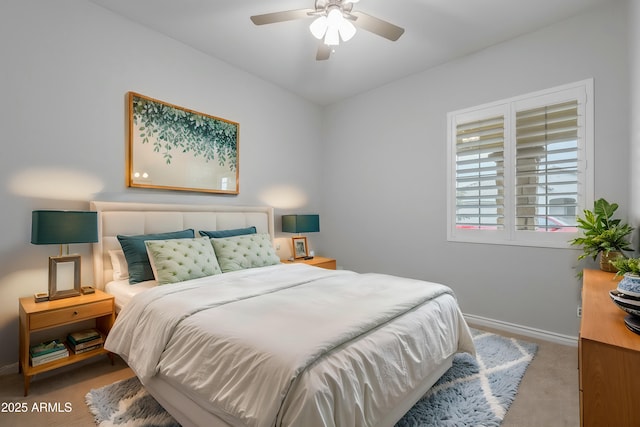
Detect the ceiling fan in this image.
<box><xmin>250</xmin><ymin>0</ymin><xmax>404</xmax><ymax>61</ymax></box>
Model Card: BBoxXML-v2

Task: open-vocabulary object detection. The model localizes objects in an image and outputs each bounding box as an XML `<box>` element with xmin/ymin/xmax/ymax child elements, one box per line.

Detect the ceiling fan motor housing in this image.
<box><xmin>314</xmin><ymin>0</ymin><xmax>354</xmax><ymax>15</ymax></box>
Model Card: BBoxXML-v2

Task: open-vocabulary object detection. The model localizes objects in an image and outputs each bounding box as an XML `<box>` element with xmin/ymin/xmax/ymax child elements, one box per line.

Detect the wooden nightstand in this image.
<box><xmin>19</xmin><ymin>289</ymin><xmax>115</xmax><ymax>396</ymax></box>
<box><xmin>281</xmin><ymin>256</ymin><xmax>336</xmax><ymax>270</ymax></box>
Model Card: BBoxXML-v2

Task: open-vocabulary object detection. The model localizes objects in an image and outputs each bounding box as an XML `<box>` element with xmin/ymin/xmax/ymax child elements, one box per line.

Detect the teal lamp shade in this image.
<box><xmin>31</xmin><ymin>210</ymin><xmax>98</xmax><ymax>301</ymax></box>
<box><xmin>31</xmin><ymin>211</ymin><xmax>98</xmax><ymax>246</ymax></box>
<box><xmin>282</xmin><ymin>214</ymin><xmax>320</xmax><ymax>233</ymax></box>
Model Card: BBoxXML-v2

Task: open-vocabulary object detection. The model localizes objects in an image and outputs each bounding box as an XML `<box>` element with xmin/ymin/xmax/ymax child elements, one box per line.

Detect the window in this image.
<box><xmin>447</xmin><ymin>80</ymin><xmax>593</xmax><ymax>248</ymax></box>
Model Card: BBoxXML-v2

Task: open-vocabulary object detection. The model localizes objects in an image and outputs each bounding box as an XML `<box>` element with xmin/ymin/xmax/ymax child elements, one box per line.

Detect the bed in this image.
<box><xmin>92</xmin><ymin>201</ymin><xmax>474</xmax><ymax>427</ymax></box>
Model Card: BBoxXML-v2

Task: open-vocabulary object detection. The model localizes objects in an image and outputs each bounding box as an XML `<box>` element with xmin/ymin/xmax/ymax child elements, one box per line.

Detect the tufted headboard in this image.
<box><xmin>90</xmin><ymin>201</ymin><xmax>275</xmax><ymax>290</ymax></box>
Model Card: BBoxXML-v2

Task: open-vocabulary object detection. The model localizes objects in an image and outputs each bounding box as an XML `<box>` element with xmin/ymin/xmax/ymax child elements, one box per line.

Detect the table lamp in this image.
<box><xmin>31</xmin><ymin>210</ymin><xmax>98</xmax><ymax>301</ymax></box>
<box><xmin>282</xmin><ymin>214</ymin><xmax>319</xmax><ymax>259</ymax></box>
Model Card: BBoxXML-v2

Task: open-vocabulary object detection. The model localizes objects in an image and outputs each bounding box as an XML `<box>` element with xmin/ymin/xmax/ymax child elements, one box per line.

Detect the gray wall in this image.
<box><xmin>0</xmin><ymin>0</ymin><xmax>323</xmax><ymax>367</ymax></box>
<box><xmin>317</xmin><ymin>3</ymin><xmax>630</xmax><ymax>337</ymax></box>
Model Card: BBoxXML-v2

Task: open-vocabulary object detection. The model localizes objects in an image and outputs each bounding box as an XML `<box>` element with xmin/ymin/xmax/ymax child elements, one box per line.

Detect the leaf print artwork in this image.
<box><xmin>127</xmin><ymin>92</ymin><xmax>239</xmax><ymax>194</ymax></box>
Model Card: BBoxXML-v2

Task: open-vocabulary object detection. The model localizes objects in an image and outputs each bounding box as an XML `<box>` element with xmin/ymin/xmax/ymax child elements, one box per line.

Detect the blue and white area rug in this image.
<box><xmin>396</xmin><ymin>328</ymin><xmax>537</xmax><ymax>426</ymax></box>
<box><xmin>86</xmin><ymin>329</ymin><xmax>536</xmax><ymax>427</ymax></box>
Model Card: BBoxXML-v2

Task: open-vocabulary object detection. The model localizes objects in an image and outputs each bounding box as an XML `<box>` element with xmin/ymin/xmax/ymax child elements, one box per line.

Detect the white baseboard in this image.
<box><xmin>464</xmin><ymin>313</ymin><xmax>578</xmax><ymax>347</ymax></box>
<box><xmin>0</xmin><ymin>362</ymin><xmax>18</xmax><ymax>377</ymax></box>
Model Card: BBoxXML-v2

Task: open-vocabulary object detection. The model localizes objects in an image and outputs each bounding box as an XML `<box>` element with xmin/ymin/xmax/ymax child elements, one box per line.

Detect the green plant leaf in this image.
<box><xmin>569</xmin><ymin>198</ymin><xmax>634</xmax><ymax>262</ymax></box>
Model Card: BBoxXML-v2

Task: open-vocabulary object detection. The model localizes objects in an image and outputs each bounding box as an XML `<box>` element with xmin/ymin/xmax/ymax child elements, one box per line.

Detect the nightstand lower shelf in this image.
<box><xmin>19</xmin><ymin>290</ymin><xmax>115</xmax><ymax>396</ymax></box>
<box><xmin>23</xmin><ymin>346</ymin><xmax>113</xmax><ymax>373</ymax></box>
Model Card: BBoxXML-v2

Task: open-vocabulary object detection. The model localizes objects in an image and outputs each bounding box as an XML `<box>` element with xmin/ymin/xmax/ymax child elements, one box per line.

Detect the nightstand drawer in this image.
<box><xmin>313</xmin><ymin>259</ymin><xmax>336</xmax><ymax>269</ymax></box>
<box><xmin>30</xmin><ymin>300</ymin><xmax>113</xmax><ymax>330</ymax></box>
<box><xmin>281</xmin><ymin>256</ymin><xmax>337</xmax><ymax>270</ymax></box>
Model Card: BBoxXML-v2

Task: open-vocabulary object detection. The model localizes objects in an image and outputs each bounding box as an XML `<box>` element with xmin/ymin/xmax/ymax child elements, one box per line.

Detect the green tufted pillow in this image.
<box><xmin>211</xmin><ymin>233</ymin><xmax>280</xmax><ymax>273</ymax></box>
<box><xmin>145</xmin><ymin>237</ymin><xmax>222</xmax><ymax>285</ymax></box>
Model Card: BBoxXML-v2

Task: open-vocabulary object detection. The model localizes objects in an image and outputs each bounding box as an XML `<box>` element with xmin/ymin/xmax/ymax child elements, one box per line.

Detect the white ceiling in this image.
<box><xmin>87</xmin><ymin>0</ymin><xmax>614</xmax><ymax>106</ymax></box>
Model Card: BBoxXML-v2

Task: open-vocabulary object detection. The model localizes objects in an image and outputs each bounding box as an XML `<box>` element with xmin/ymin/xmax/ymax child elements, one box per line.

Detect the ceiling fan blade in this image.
<box><xmin>351</xmin><ymin>11</ymin><xmax>404</xmax><ymax>41</ymax></box>
<box><xmin>316</xmin><ymin>44</ymin><xmax>331</xmax><ymax>61</ymax></box>
<box><xmin>250</xmin><ymin>9</ymin><xmax>314</xmax><ymax>26</ymax></box>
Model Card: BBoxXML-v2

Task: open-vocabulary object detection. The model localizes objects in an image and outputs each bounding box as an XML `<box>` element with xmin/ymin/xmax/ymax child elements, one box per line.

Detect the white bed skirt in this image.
<box><xmin>144</xmin><ymin>354</ymin><xmax>454</xmax><ymax>427</ymax></box>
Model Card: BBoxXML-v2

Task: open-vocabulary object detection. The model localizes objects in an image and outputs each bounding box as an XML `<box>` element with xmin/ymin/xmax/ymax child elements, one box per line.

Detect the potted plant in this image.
<box><xmin>611</xmin><ymin>257</ymin><xmax>640</xmax><ymax>276</ymax></box>
<box><xmin>611</xmin><ymin>257</ymin><xmax>640</xmax><ymax>297</ymax></box>
<box><xmin>569</xmin><ymin>198</ymin><xmax>633</xmax><ymax>272</ymax></box>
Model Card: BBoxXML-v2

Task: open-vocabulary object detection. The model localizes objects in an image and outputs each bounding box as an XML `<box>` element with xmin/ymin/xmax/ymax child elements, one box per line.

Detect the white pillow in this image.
<box><xmin>145</xmin><ymin>236</ymin><xmax>222</xmax><ymax>285</ymax></box>
<box><xmin>109</xmin><ymin>249</ymin><xmax>129</xmax><ymax>281</ymax></box>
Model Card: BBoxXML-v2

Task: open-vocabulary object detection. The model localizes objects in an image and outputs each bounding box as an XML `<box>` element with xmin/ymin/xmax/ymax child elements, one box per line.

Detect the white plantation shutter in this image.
<box><xmin>447</xmin><ymin>79</ymin><xmax>593</xmax><ymax>247</ymax></box>
<box><xmin>455</xmin><ymin>115</ymin><xmax>505</xmax><ymax>229</ymax></box>
<box><xmin>515</xmin><ymin>101</ymin><xmax>579</xmax><ymax>232</ymax></box>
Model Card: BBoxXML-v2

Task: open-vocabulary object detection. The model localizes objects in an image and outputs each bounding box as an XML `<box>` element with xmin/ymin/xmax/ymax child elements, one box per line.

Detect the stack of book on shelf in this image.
<box><xmin>67</xmin><ymin>329</ymin><xmax>103</xmax><ymax>354</ymax></box>
<box><xmin>30</xmin><ymin>339</ymin><xmax>69</xmax><ymax>366</ymax></box>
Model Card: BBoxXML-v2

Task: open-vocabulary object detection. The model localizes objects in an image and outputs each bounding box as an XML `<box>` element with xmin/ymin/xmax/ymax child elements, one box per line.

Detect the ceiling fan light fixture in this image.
<box><xmin>312</xmin><ymin>6</ymin><xmax>355</xmax><ymax>46</ymax></box>
<box><xmin>338</xmin><ymin>19</ymin><xmax>356</xmax><ymax>42</ymax></box>
<box><xmin>252</xmin><ymin>0</ymin><xmax>404</xmax><ymax>60</ymax></box>
<box><xmin>326</xmin><ymin>7</ymin><xmax>343</xmax><ymax>27</ymax></box>
<box><xmin>324</xmin><ymin>26</ymin><xmax>340</xmax><ymax>46</ymax></box>
<box><xmin>309</xmin><ymin>15</ymin><xmax>327</xmax><ymax>39</ymax></box>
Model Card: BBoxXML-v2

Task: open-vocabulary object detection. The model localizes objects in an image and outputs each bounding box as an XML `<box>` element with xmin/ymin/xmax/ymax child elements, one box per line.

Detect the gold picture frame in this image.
<box><xmin>292</xmin><ymin>236</ymin><xmax>308</xmax><ymax>259</ymax></box>
<box><xmin>48</xmin><ymin>255</ymin><xmax>81</xmax><ymax>300</ymax></box>
<box><xmin>127</xmin><ymin>92</ymin><xmax>239</xmax><ymax>194</ymax></box>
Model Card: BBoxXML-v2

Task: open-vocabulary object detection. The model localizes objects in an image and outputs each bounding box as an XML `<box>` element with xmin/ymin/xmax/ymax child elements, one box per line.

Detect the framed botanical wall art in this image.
<box><xmin>127</xmin><ymin>92</ymin><xmax>239</xmax><ymax>194</ymax></box>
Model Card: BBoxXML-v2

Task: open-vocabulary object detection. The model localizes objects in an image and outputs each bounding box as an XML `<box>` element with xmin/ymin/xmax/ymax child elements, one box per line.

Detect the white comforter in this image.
<box><xmin>105</xmin><ymin>264</ymin><xmax>474</xmax><ymax>427</ymax></box>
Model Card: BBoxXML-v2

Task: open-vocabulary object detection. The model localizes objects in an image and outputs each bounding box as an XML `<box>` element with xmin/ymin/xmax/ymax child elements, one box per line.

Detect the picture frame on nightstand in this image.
<box><xmin>292</xmin><ymin>236</ymin><xmax>308</xmax><ymax>259</ymax></box>
<box><xmin>48</xmin><ymin>254</ymin><xmax>81</xmax><ymax>300</ymax></box>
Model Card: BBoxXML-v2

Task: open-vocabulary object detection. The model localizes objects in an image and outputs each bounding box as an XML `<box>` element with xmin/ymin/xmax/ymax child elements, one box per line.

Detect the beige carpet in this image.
<box><xmin>0</xmin><ymin>327</ymin><xmax>578</xmax><ymax>426</ymax></box>
<box><xmin>475</xmin><ymin>326</ymin><xmax>579</xmax><ymax>427</ymax></box>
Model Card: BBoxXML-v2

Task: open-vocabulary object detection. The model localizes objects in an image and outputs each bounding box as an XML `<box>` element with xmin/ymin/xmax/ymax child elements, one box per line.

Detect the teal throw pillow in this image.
<box><xmin>199</xmin><ymin>226</ymin><xmax>257</xmax><ymax>239</ymax></box>
<box><xmin>117</xmin><ymin>229</ymin><xmax>195</xmax><ymax>284</ymax></box>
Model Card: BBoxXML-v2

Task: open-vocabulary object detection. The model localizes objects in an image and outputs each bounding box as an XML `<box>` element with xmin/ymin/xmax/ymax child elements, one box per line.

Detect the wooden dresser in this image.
<box><xmin>579</xmin><ymin>269</ymin><xmax>640</xmax><ymax>426</ymax></box>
